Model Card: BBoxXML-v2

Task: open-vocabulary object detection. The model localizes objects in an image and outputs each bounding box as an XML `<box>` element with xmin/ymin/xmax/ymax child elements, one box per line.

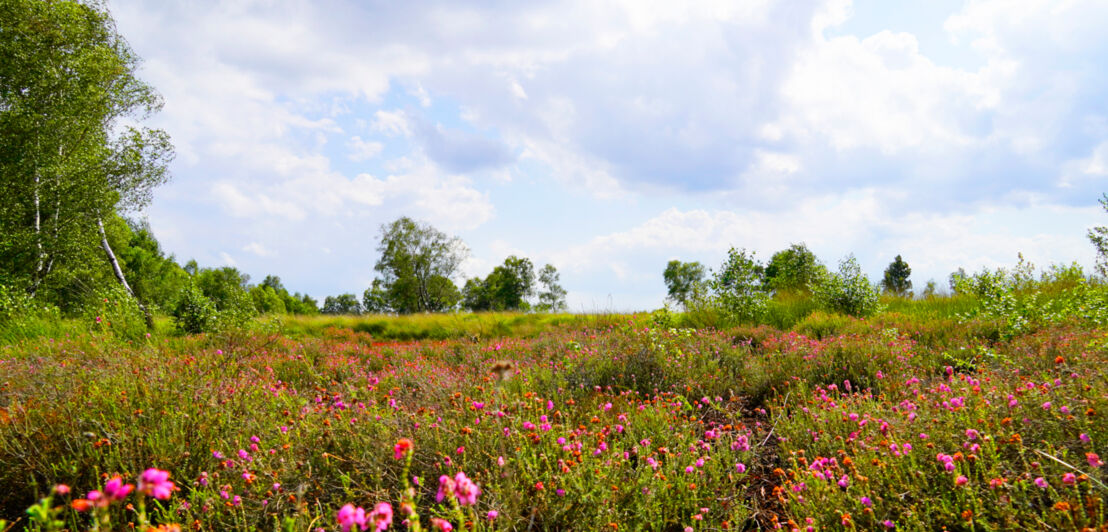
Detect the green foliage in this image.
<box><xmin>535</xmin><ymin>263</ymin><xmax>567</xmax><ymax>312</ymax></box>
<box><xmin>193</xmin><ymin>266</ymin><xmax>250</xmax><ymax>311</ymax></box>
<box><xmin>662</xmin><ymin>260</ymin><xmax>707</xmax><ymax>307</ymax></box>
<box><xmin>371</xmin><ymin>217</ymin><xmax>467</xmax><ymax>313</ymax></box>
<box><xmin>83</xmin><ymin>284</ymin><xmax>146</xmax><ymax>342</ymax></box>
<box><xmin>462</xmin><ymin>255</ymin><xmax>535</xmax><ymax>311</ymax></box>
<box><xmin>763</xmin><ymin>243</ymin><xmax>824</xmax><ymax>294</ymax></box>
<box><xmin>116</xmin><ymin>218</ymin><xmax>189</xmax><ymax>312</ymax></box>
<box><xmin>248</xmin><ymin>285</ymin><xmax>286</xmax><ymax>314</ymax></box>
<box><xmin>881</xmin><ymin>254</ymin><xmax>912</xmax><ymax>296</ymax></box>
<box><xmin>1089</xmin><ymin>193</ymin><xmax>1108</xmax><ymax>277</ymax></box>
<box><xmin>0</xmin><ymin>0</ymin><xmax>172</xmax><ymax>304</ymax></box>
<box><xmin>171</xmin><ymin>281</ymin><xmax>216</xmax><ymax>334</ymax></box>
<box><xmin>812</xmin><ymin>254</ymin><xmax>882</xmax><ymax>317</ymax></box>
<box><xmin>0</xmin><ymin>283</ymin><xmax>62</xmax><ymax>341</ymax></box>
<box><xmin>709</xmin><ymin>247</ymin><xmax>769</xmax><ymax>323</ymax></box>
<box><xmin>322</xmin><ymin>293</ymin><xmax>363</xmax><ymax>315</ymax></box>
<box><xmin>953</xmin><ymin>256</ymin><xmax>1108</xmax><ymax>336</ymax></box>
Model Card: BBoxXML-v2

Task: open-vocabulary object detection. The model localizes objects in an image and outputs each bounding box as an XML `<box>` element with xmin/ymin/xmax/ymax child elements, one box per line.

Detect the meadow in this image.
<box><xmin>1</xmin><ymin>292</ymin><xmax>1106</xmax><ymax>531</ymax></box>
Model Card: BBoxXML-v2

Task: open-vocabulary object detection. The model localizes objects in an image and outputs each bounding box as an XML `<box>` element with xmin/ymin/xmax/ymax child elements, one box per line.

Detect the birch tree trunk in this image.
<box><xmin>98</xmin><ymin>216</ymin><xmax>155</xmax><ymax>330</ymax></box>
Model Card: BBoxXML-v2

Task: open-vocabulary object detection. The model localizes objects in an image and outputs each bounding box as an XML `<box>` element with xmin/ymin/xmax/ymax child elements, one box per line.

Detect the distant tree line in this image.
<box><xmin>321</xmin><ymin>216</ymin><xmax>567</xmax><ymax>315</ymax></box>
<box><xmin>662</xmin><ymin>243</ymin><xmax>920</xmax><ymax>322</ymax></box>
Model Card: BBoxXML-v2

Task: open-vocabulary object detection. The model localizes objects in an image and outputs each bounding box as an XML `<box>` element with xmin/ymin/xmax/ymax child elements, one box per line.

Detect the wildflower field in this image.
<box><xmin>1</xmin><ymin>302</ymin><xmax>1107</xmax><ymax>531</ymax></box>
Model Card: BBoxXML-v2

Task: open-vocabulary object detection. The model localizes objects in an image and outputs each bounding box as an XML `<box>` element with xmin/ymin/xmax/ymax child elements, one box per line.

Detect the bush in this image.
<box><xmin>0</xmin><ymin>284</ymin><xmax>62</xmax><ymax>341</ymax></box>
<box><xmin>709</xmin><ymin>247</ymin><xmax>769</xmax><ymax>324</ymax></box>
<box><xmin>172</xmin><ymin>282</ymin><xmax>217</xmax><ymax>334</ymax></box>
<box><xmin>84</xmin><ymin>285</ymin><xmax>147</xmax><ymax>342</ymax></box>
<box><xmin>811</xmin><ymin>255</ymin><xmax>882</xmax><ymax>317</ymax></box>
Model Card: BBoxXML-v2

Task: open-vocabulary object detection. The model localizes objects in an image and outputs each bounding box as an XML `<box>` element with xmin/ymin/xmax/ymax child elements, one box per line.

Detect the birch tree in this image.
<box><xmin>0</xmin><ymin>0</ymin><xmax>173</xmax><ymax>322</ymax></box>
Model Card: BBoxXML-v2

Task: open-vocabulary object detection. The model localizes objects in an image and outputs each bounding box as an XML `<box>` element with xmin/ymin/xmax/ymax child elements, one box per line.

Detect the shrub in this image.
<box><xmin>710</xmin><ymin>247</ymin><xmax>769</xmax><ymax>324</ymax></box>
<box><xmin>0</xmin><ymin>284</ymin><xmax>62</xmax><ymax>341</ymax></box>
<box><xmin>172</xmin><ymin>282</ymin><xmax>217</xmax><ymax>334</ymax></box>
<box><xmin>811</xmin><ymin>255</ymin><xmax>882</xmax><ymax>317</ymax></box>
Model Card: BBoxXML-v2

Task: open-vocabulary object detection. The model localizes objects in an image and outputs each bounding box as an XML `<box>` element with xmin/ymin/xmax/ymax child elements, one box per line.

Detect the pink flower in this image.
<box><xmin>454</xmin><ymin>472</ymin><xmax>481</xmax><ymax>506</ymax></box>
<box><xmin>431</xmin><ymin>518</ymin><xmax>454</xmax><ymax>531</ymax></box>
<box><xmin>838</xmin><ymin>475</ymin><xmax>850</xmax><ymax>488</ymax></box>
<box><xmin>1062</xmin><ymin>472</ymin><xmax>1076</xmax><ymax>485</ymax></box>
<box><xmin>1034</xmin><ymin>477</ymin><xmax>1048</xmax><ymax>489</ymax></box>
<box><xmin>103</xmin><ymin>476</ymin><xmax>134</xmax><ymax>501</ymax></box>
<box><xmin>337</xmin><ymin>504</ymin><xmax>368</xmax><ymax>532</ymax></box>
<box><xmin>736</xmin><ymin>463</ymin><xmax>746</xmax><ymax>473</ymax></box>
<box><xmin>139</xmin><ymin>468</ymin><xmax>176</xmax><ymax>500</ymax></box>
<box><xmin>955</xmin><ymin>475</ymin><xmax>968</xmax><ymax>486</ymax></box>
<box><xmin>1088</xmin><ymin>453</ymin><xmax>1103</xmax><ymax>468</ymax></box>
<box><xmin>487</xmin><ymin>510</ymin><xmax>499</xmax><ymax>521</ymax></box>
<box><xmin>436</xmin><ymin>475</ymin><xmax>456</xmax><ymax>503</ymax></box>
<box><xmin>369</xmin><ymin>502</ymin><xmax>392</xmax><ymax>531</ymax></box>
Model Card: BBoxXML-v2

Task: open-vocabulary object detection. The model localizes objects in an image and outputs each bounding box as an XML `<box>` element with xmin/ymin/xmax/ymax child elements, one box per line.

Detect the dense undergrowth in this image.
<box><xmin>1</xmin><ymin>276</ymin><xmax>1107</xmax><ymax>530</ymax></box>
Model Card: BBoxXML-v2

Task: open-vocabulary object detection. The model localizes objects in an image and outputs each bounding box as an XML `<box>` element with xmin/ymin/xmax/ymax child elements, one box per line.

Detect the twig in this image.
<box><xmin>1033</xmin><ymin>449</ymin><xmax>1108</xmax><ymax>492</ymax></box>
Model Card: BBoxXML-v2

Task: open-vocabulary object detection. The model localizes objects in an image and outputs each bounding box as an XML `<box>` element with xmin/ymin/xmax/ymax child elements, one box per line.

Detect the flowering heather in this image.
<box><xmin>0</xmin><ymin>307</ymin><xmax>1106</xmax><ymax>529</ymax></box>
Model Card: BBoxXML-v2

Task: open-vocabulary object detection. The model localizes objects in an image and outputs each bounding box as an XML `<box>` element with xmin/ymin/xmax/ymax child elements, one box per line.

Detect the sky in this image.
<box><xmin>110</xmin><ymin>0</ymin><xmax>1108</xmax><ymax>311</ymax></box>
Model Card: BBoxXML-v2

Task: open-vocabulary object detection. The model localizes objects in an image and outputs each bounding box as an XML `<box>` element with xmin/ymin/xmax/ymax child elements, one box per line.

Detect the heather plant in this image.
<box><xmin>2</xmin><ymin>297</ymin><xmax>1107</xmax><ymax>530</ymax></box>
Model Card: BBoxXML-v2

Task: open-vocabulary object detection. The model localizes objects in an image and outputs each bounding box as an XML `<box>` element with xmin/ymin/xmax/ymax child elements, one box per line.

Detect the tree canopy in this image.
<box><xmin>763</xmin><ymin>243</ymin><xmax>824</xmax><ymax>294</ymax></box>
<box><xmin>882</xmin><ymin>255</ymin><xmax>913</xmax><ymax>296</ymax></box>
<box><xmin>370</xmin><ymin>217</ymin><xmax>467</xmax><ymax>313</ymax></box>
<box><xmin>0</xmin><ymin>0</ymin><xmax>173</xmax><ymax>311</ymax></box>
<box><xmin>662</xmin><ymin>260</ymin><xmax>706</xmax><ymax>308</ymax></box>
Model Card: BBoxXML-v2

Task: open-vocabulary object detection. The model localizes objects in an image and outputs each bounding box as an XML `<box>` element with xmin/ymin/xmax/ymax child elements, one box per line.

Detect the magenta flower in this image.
<box><xmin>1062</xmin><ymin>472</ymin><xmax>1076</xmax><ymax>485</ymax></box>
<box><xmin>430</xmin><ymin>518</ymin><xmax>454</xmax><ymax>531</ymax></box>
<box><xmin>436</xmin><ymin>475</ymin><xmax>456</xmax><ymax>503</ymax></box>
<box><xmin>487</xmin><ymin>510</ymin><xmax>499</xmax><ymax>521</ymax></box>
<box><xmin>139</xmin><ymin>468</ymin><xmax>176</xmax><ymax>500</ymax></box>
<box><xmin>955</xmin><ymin>475</ymin><xmax>968</xmax><ymax>486</ymax></box>
<box><xmin>369</xmin><ymin>502</ymin><xmax>392</xmax><ymax>531</ymax></box>
<box><xmin>454</xmin><ymin>472</ymin><xmax>481</xmax><ymax>506</ymax></box>
<box><xmin>103</xmin><ymin>476</ymin><xmax>134</xmax><ymax>501</ymax></box>
<box><xmin>1088</xmin><ymin>453</ymin><xmax>1103</xmax><ymax>468</ymax></box>
<box><xmin>1034</xmin><ymin>477</ymin><xmax>1048</xmax><ymax>489</ymax></box>
<box><xmin>337</xmin><ymin>503</ymin><xmax>368</xmax><ymax>532</ymax></box>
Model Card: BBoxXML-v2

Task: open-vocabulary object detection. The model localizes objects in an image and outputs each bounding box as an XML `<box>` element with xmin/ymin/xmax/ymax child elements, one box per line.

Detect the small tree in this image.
<box><xmin>372</xmin><ymin>217</ymin><xmax>467</xmax><ymax>313</ymax></box>
<box><xmin>764</xmin><ymin>243</ymin><xmax>824</xmax><ymax>294</ymax></box>
<box><xmin>536</xmin><ymin>264</ymin><xmax>567</xmax><ymax>312</ymax></box>
<box><xmin>322</xmin><ymin>293</ymin><xmax>363</xmax><ymax>315</ymax></box>
<box><xmin>1089</xmin><ymin>193</ymin><xmax>1108</xmax><ymax>277</ymax></box>
<box><xmin>881</xmin><ymin>255</ymin><xmax>913</xmax><ymax>296</ymax></box>
<box><xmin>710</xmin><ymin>248</ymin><xmax>768</xmax><ymax>323</ymax></box>
<box><xmin>461</xmin><ymin>256</ymin><xmax>538</xmax><ymax>312</ymax></box>
<box><xmin>662</xmin><ymin>260</ymin><xmax>706</xmax><ymax>308</ymax></box>
<box><xmin>813</xmin><ymin>255</ymin><xmax>882</xmax><ymax>317</ymax></box>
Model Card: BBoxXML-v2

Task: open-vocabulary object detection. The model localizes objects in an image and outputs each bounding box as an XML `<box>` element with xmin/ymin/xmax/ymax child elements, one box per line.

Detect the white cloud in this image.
<box><xmin>371</xmin><ymin>110</ymin><xmax>412</xmax><ymax>137</ymax></box>
<box><xmin>219</xmin><ymin>251</ymin><xmax>237</xmax><ymax>267</ymax></box>
<box><xmin>347</xmin><ymin>136</ymin><xmax>384</xmax><ymax>161</ymax></box>
<box><xmin>243</xmin><ymin>242</ymin><xmax>275</xmax><ymax>257</ymax></box>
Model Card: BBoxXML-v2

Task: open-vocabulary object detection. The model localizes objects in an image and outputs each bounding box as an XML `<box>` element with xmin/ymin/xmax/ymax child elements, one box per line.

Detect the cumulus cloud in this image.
<box><xmin>110</xmin><ymin>0</ymin><xmax>1108</xmax><ymax>307</ymax></box>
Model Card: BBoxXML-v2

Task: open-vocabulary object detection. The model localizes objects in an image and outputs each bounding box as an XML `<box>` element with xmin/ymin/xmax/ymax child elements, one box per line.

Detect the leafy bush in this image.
<box><xmin>172</xmin><ymin>282</ymin><xmax>217</xmax><ymax>334</ymax></box>
<box><xmin>0</xmin><ymin>284</ymin><xmax>62</xmax><ymax>341</ymax></box>
<box><xmin>84</xmin><ymin>285</ymin><xmax>147</xmax><ymax>342</ymax></box>
<box><xmin>811</xmin><ymin>255</ymin><xmax>882</xmax><ymax>317</ymax></box>
<box><xmin>953</xmin><ymin>258</ymin><xmax>1108</xmax><ymax>336</ymax></box>
<box><xmin>709</xmin><ymin>247</ymin><xmax>769</xmax><ymax>324</ymax></box>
